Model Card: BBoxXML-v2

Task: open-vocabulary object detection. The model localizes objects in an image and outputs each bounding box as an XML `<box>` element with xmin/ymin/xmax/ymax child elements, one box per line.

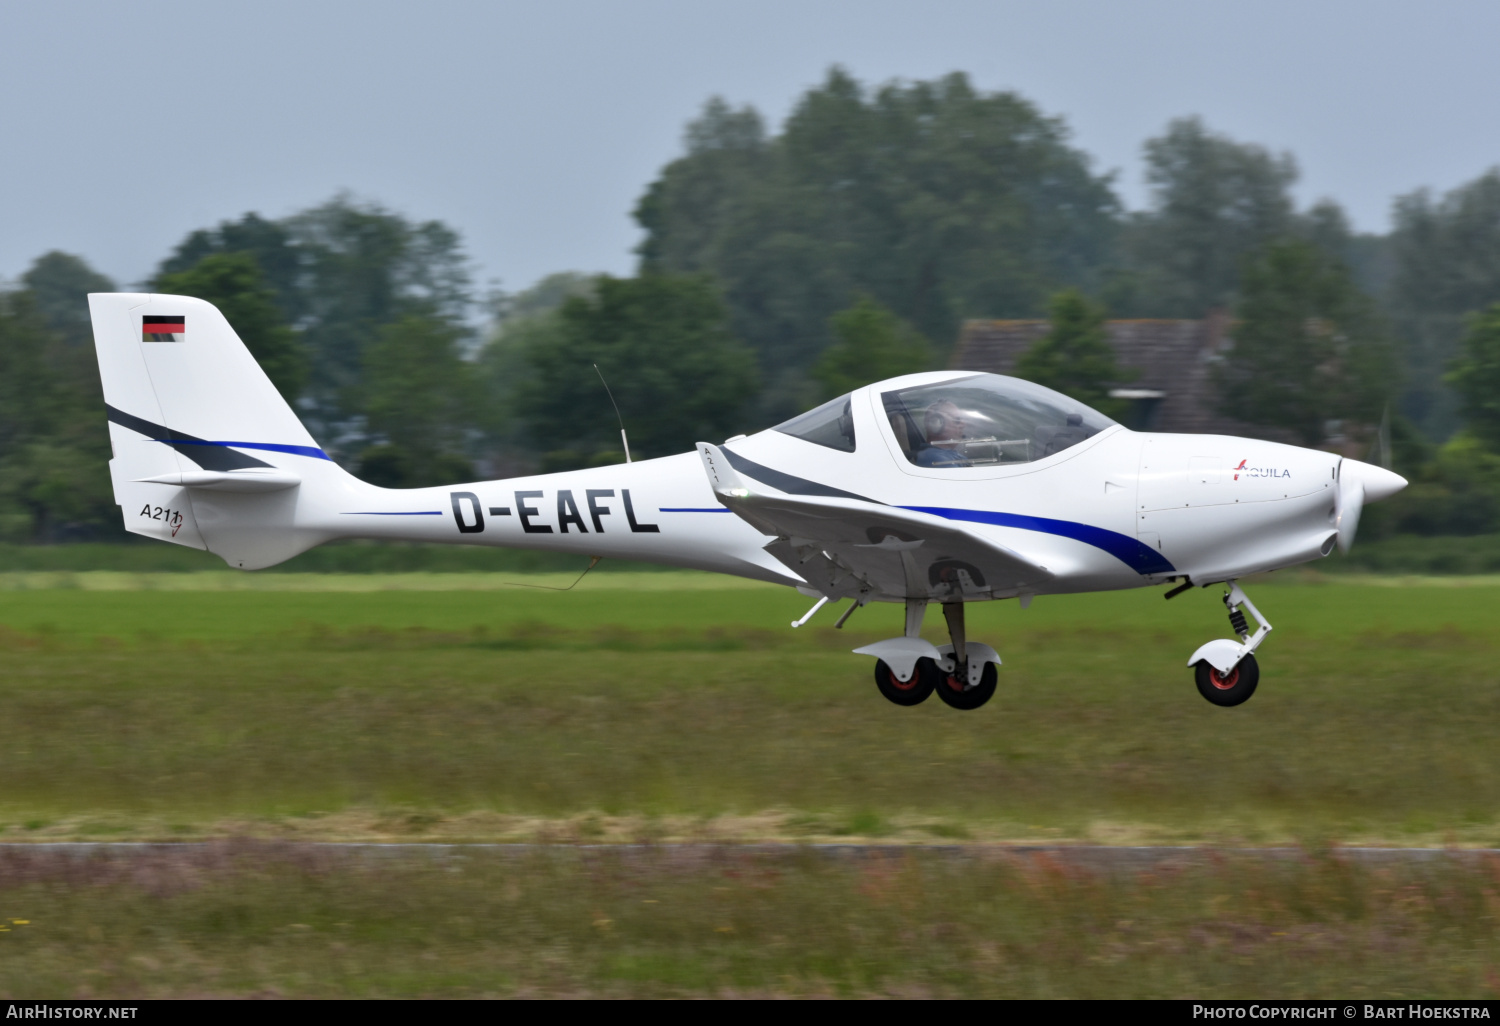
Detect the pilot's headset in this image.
<box><xmin>924</xmin><ymin>402</ymin><xmax>960</xmax><ymax>439</ymax></box>
<box><xmin>837</xmin><ymin>399</ymin><xmax>854</xmax><ymax>445</ymax></box>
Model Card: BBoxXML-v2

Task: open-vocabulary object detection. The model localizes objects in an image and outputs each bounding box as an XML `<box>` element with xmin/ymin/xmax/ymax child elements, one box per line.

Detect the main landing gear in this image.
<box><xmin>856</xmin><ymin>599</ymin><xmax>1000</xmax><ymax>711</ymax></box>
<box><xmin>1184</xmin><ymin>580</ymin><xmax>1271</xmax><ymax>707</ymax></box>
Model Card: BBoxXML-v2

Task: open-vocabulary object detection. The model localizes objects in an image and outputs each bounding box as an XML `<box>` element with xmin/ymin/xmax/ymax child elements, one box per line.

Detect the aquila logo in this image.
<box><xmin>1233</xmin><ymin>459</ymin><xmax>1290</xmax><ymax>481</ymax></box>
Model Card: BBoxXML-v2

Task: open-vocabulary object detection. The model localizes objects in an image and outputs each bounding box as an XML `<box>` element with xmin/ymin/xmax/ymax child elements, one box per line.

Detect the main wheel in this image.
<box><xmin>931</xmin><ymin>660</ymin><xmax>997</xmax><ymax>710</ymax></box>
<box><xmin>1195</xmin><ymin>653</ymin><xmax>1260</xmax><ymax>707</ymax></box>
<box><xmin>874</xmin><ymin>658</ymin><xmax>935</xmax><ymax>706</ymax></box>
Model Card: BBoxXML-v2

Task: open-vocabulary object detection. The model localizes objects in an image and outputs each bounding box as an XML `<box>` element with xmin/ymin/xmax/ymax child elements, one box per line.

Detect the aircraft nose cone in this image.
<box><xmin>1343</xmin><ymin>459</ymin><xmax>1408</xmax><ymax>503</ymax></box>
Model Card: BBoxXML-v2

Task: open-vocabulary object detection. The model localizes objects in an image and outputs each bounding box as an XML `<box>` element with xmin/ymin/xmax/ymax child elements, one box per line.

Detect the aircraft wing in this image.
<box><xmin>696</xmin><ymin>443</ymin><xmax>1053</xmax><ymax>602</ymax></box>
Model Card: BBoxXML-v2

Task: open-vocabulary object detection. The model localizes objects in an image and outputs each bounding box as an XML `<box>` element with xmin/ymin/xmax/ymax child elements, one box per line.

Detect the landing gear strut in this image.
<box><xmin>1187</xmin><ymin>580</ymin><xmax>1271</xmax><ymax>707</ymax></box>
<box><xmin>931</xmin><ymin>602</ymin><xmax>997</xmax><ymax>710</ymax></box>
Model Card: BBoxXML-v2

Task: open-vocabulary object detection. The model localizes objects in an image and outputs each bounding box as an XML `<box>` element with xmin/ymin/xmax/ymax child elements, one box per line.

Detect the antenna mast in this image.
<box><xmin>593</xmin><ymin>363</ymin><xmax>631</xmax><ymax>463</ymax></box>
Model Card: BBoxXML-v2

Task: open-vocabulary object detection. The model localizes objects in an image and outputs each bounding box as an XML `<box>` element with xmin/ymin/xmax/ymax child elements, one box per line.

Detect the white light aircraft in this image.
<box><xmin>90</xmin><ymin>293</ymin><xmax>1407</xmax><ymax>710</ymax></box>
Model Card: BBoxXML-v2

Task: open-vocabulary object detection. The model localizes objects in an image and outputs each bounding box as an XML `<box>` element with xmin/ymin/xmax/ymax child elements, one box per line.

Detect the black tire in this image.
<box><xmin>930</xmin><ymin>659</ymin><xmax>997</xmax><ymax>710</ymax></box>
<box><xmin>1194</xmin><ymin>653</ymin><xmax>1260</xmax><ymax>707</ymax></box>
<box><xmin>874</xmin><ymin>658</ymin><xmax>935</xmax><ymax>706</ymax></box>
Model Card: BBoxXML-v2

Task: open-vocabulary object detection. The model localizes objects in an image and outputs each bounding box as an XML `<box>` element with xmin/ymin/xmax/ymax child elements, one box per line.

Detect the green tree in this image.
<box><xmin>0</xmin><ymin>291</ymin><xmax>115</xmax><ymax>541</ymax></box>
<box><xmin>1016</xmin><ymin>289</ymin><xmax>1124</xmax><ymax>412</ymax></box>
<box><xmin>517</xmin><ymin>275</ymin><xmax>758</xmax><ymax>469</ymax></box>
<box><xmin>1119</xmin><ymin>117</ymin><xmax>1298</xmax><ymax>317</ymax></box>
<box><xmin>21</xmin><ymin>251</ymin><xmax>116</xmax><ymax>350</ymax></box>
<box><xmin>636</xmin><ymin>69</ymin><xmax>1119</xmax><ymax>420</ymax></box>
<box><xmin>1389</xmin><ymin>169</ymin><xmax>1500</xmax><ymax>440</ymax></box>
<box><xmin>1218</xmin><ymin>239</ymin><xmax>1395</xmax><ymax>447</ymax></box>
<box><xmin>1446</xmin><ymin>303</ymin><xmax>1500</xmax><ymax>451</ymax></box>
<box><xmin>155</xmin><ymin>196</ymin><xmax>474</xmax><ymax>444</ymax></box>
<box><xmin>1294</xmin><ymin>199</ymin><xmax>1395</xmax><ymax>301</ymax></box>
<box><xmin>17</xmin><ymin>252</ymin><xmax>117</xmax><ymax>413</ymax></box>
<box><xmin>287</xmin><ymin>195</ymin><xmax>472</xmax><ymax>407</ymax></box>
<box><xmin>0</xmin><ymin>439</ymin><xmax>118</xmax><ymax>543</ymax></box>
<box><xmin>1383</xmin><ymin>433</ymin><xmax>1500</xmax><ymax>536</ymax></box>
<box><xmin>356</xmin><ymin>315</ymin><xmax>479</xmax><ymax>488</ymax></box>
<box><xmin>492</xmin><ymin>272</ymin><xmax>598</xmax><ymax>326</ymax></box>
<box><xmin>155</xmin><ymin>253</ymin><xmax>310</xmax><ymax>401</ymax></box>
<box><xmin>633</xmin><ymin>98</ymin><xmax>770</xmax><ymax>276</ymax></box>
<box><xmin>474</xmin><ymin>278</ymin><xmax>596</xmax><ymax>461</ymax></box>
<box><xmin>157</xmin><ymin>213</ymin><xmax>303</xmax><ymax>321</ymax></box>
<box><xmin>813</xmin><ymin>296</ymin><xmax>932</xmax><ymax>400</ymax></box>
<box><xmin>0</xmin><ymin>292</ymin><xmax>64</xmax><ymax>461</ymax></box>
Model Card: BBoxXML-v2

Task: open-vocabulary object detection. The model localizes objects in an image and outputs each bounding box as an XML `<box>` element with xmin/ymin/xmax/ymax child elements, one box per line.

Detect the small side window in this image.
<box><xmin>774</xmin><ymin>395</ymin><xmax>857</xmax><ymax>453</ymax></box>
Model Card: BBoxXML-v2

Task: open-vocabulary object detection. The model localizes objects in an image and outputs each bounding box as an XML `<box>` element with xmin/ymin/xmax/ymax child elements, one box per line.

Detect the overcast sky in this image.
<box><xmin>2</xmin><ymin>0</ymin><xmax>1496</xmax><ymax>294</ymax></box>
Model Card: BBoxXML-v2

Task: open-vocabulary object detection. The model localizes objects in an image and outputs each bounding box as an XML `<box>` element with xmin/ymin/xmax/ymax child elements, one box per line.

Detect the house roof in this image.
<box><xmin>949</xmin><ymin>314</ymin><xmax>1264</xmax><ymax>435</ymax></box>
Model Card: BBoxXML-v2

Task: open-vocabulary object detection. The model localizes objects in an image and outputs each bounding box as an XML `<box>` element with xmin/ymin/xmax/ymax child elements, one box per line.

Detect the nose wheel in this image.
<box><xmin>1195</xmin><ymin>652</ymin><xmax>1260</xmax><ymax>706</ymax></box>
<box><xmin>1186</xmin><ymin>580</ymin><xmax>1271</xmax><ymax>707</ymax></box>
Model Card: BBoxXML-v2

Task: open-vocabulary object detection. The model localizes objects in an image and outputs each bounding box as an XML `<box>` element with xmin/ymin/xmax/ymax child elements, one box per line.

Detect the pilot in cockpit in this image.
<box><xmin>877</xmin><ymin>373</ymin><xmax>1113</xmax><ymax>470</ymax></box>
<box><xmin>917</xmin><ymin>400</ymin><xmax>973</xmax><ymax>466</ymax></box>
<box><xmin>887</xmin><ymin>399</ymin><xmax>973</xmax><ymax>466</ymax></box>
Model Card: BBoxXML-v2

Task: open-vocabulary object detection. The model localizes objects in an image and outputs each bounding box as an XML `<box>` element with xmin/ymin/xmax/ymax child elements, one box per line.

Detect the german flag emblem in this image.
<box><xmin>143</xmin><ymin>315</ymin><xmax>185</xmax><ymax>342</ymax></box>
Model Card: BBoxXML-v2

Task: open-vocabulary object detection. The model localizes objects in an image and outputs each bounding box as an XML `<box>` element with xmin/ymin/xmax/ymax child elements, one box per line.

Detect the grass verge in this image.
<box><xmin>0</xmin><ymin>844</ymin><xmax>1497</xmax><ymax>998</ymax></box>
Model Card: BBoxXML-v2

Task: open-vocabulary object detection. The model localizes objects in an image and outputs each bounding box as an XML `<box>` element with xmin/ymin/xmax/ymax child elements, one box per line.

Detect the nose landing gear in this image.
<box><xmin>1187</xmin><ymin>580</ymin><xmax>1271</xmax><ymax>707</ymax></box>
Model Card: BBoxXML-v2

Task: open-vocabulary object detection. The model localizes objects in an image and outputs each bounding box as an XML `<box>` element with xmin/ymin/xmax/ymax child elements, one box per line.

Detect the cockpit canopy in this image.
<box><xmin>882</xmin><ymin>373</ymin><xmax>1114</xmax><ymax>468</ymax></box>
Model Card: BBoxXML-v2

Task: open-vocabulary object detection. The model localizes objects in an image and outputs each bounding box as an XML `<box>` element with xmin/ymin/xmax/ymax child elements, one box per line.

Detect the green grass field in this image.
<box><xmin>1</xmin><ymin>571</ymin><xmax>1497</xmax><ymax>846</ymax></box>
<box><xmin>2</xmin><ymin>570</ymin><xmax>1499</xmax><ymax>996</ymax></box>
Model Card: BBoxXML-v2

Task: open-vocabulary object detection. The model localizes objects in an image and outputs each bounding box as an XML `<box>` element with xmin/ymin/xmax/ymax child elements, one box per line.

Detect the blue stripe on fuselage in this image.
<box><xmin>898</xmin><ymin>505</ymin><xmax>1176</xmax><ymax>575</ymax></box>
<box><xmin>714</xmin><ymin>447</ymin><xmax>1173</xmax><ymax>575</ymax></box>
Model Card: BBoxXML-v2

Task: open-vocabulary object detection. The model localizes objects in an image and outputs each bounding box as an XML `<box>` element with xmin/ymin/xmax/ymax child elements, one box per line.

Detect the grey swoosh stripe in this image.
<box><xmin>105</xmin><ymin>404</ymin><xmax>272</xmax><ymax>471</ymax></box>
<box><xmin>719</xmin><ymin>448</ymin><xmax>881</xmax><ymax>503</ymax></box>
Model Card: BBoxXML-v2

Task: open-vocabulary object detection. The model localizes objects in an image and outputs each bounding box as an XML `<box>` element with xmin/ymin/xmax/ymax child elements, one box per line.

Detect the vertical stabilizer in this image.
<box><xmin>89</xmin><ymin>293</ymin><xmax>338</xmax><ymax>565</ymax></box>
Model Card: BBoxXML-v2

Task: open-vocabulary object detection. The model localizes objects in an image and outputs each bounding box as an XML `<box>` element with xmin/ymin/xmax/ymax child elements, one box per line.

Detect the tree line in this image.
<box><xmin>3</xmin><ymin>67</ymin><xmax>1500</xmax><ymax>542</ymax></box>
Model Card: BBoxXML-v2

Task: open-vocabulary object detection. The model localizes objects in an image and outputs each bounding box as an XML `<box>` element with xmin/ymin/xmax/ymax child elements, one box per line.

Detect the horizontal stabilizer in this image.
<box><xmin>134</xmin><ymin>468</ymin><xmax>302</xmax><ymax>492</ymax></box>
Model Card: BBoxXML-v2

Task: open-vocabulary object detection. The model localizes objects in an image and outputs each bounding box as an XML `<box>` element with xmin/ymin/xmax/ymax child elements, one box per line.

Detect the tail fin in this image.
<box><xmin>90</xmin><ymin>293</ymin><xmax>341</xmax><ymax>567</ymax></box>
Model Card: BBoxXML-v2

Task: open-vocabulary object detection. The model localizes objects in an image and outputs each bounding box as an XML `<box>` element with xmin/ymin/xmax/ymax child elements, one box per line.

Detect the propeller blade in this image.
<box><xmin>1336</xmin><ymin>475</ymin><xmax>1364</xmax><ymax>554</ymax></box>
